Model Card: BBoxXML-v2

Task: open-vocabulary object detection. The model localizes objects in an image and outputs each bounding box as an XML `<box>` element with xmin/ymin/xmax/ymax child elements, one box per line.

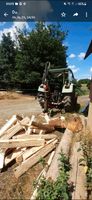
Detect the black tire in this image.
<box><xmin>63</xmin><ymin>96</ymin><xmax>72</xmax><ymax>112</ymax></box>
<box><xmin>43</xmin><ymin>92</ymin><xmax>48</xmax><ymax>113</ymax></box>
<box><xmin>38</xmin><ymin>92</ymin><xmax>46</xmax><ymax>109</ymax></box>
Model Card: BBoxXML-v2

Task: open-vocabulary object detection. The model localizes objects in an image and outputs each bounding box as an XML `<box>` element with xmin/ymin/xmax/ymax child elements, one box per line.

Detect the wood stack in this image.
<box><xmin>0</xmin><ymin>113</ymin><xmax>83</xmax><ymax>179</ymax></box>
<box><xmin>0</xmin><ymin>114</ymin><xmax>58</xmax><ymax>178</ymax></box>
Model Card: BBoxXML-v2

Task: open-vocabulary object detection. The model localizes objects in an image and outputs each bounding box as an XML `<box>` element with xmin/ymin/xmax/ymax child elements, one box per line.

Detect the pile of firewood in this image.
<box><xmin>0</xmin><ymin>113</ymin><xmax>83</xmax><ymax>179</ymax></box>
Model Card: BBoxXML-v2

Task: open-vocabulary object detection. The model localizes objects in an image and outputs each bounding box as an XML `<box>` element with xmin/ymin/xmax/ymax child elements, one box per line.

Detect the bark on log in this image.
<box><xmin>46</xmin><ymin>129</ymin><xmax>73</xmax><ymax>181</ymax></box>
<box><xmin>32</xmin><ymin>121</ymin><xmax>55</xmax><ymax>133</ymax></box>
<box><xmin>87</xmin><ymin>102</ymin><xmax>92</xmax><ymax>134</ymax></box>
<box><xmin>47</xmin><ymin>115</ymin><xmax>83</xmax><ymax>132</ymax></box>
<box><xmin>48</xmin><ymin>117</ymin><xmax>66</xmax><ymax>128</ymax></box>
<box><xmin>79</xmin><ymin>115</ymin><xmax>87</xmax><ymax>132</ymax></box>
<box><xmin>69</xmin><ymin>142</ymin><xmax>87</xmax><ymax>200</ymax></box>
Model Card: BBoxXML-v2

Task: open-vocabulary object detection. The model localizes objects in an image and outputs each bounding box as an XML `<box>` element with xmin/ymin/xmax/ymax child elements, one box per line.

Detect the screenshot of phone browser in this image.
<box><xmin>0</xmin><ymin>1</ymin><xmax>92</xmax><ymax>200</ymax></box>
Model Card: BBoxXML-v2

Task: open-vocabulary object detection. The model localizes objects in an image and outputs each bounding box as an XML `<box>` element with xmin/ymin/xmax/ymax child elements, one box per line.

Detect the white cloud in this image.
<box><xmin>13</xmin><ymin>21</ymin><xmax>29</xmax><ymax>30</ymax></box>
<box><xmin>69</xmin><ymin>53</ymin><xmax>76</xmax><ymax>58</ymax></box>
<box><xmin>78</xmin><ymin>52</ymin><xmax>85</xmax><ymax>60</ymax></box>
<box><xmin>68</xmin><ymin>65</ymin><xmax>79</xmax><ymax>73</ymax></box>
<box><xmin>0</xmin><ymin>22</ymin><xmax>30</xmax><ymax>41</ymax></box>
<box><xmin>90</xmin><ymin>67</ymin><xmax>92</xmax><ymax>72</ymax></box>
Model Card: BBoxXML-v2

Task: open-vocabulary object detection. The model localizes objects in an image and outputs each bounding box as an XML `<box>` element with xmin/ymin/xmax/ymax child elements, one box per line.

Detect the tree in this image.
<box><xmin>0</xmin><ymin>33</ymin><xmax>16</xmax><ymax>87</ymax></box>
<box><xmin>78</xmin><ymin>79</ymin><xmax>90</xmax><ymax>85</ymax></box>
<box><xmin>15</xmin><ymin>22</ymin><xmax>67</xmax><ymax>88</ymax></box>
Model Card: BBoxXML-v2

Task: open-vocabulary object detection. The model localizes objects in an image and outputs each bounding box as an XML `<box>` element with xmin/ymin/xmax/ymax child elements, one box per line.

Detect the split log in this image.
<box><xmin>32</xmin><ymin>128</ymin><xmax>46</xmax><ymax>134</ymax></box>
<box><xmin>31</xmin><ymin>151</ymin><xmax>55</xmax><ymax>200</ymax></box>
<box><xmin>0</xmin><ymin>117</ymin><xmax>33</xmax><ymax>169</ymax></box>
<box><xmin>32</xmin><ymin>121</ymin><xmax>55</xmax><ymax>133</ymax></box>
<box><xmin>22</xmin><ymin>138</ymin><xmax>55</xmax><ymax>161</ymax></box>
<box><xmin>14</xmin><ymin>139</ymin><xmax>57</xmax><ymax>178</ymax></box>
<box><xmin>0</xmin><ymin>150</ymin><xmax>5</xmax><ymax>169</ymax></box>
<box><xmin>24</xmin><ymin>115</ymin><xmax>35</xmax><ymax>134</ymax></box>
<box><xmin>0</xmin><ymin>115</ymin><xmax>19</xmax><ymax>138</ymax></box>
<box><xmin>4</xmin><ymin>148</ymin><xmax>25</xmax><ymax>166</ymax></box>
<box><xmin>69</xmin><ymin>142</ymin><xmax>87</xmax><ymax>200</ymax></box>
<box><xmin>16</xmin><ymin>139</ymin><xmax>57</xmax><ymax>164</ymax></box>
<box><xmin>0</xmin><ymin>116</ymin><xmax>29</xmax><ymax>169</ymax></box>
<box><xmin>0</xmin><ymin>138</ymin><xmax>45</xmax><ymax>148</ymax></box>
<box><xmin>46</xmin><ymin>128</ymin><xmax>73</xmax><ymax>181</ymax></box>
<box><xmin>16</xmin><ymin>146</ymin><xmax>43</xmax><ymax>163</ymax></box>
<box><xmin>25</xmin><ymin>127</ymin><xmax>46</xmax><ymax>135</ymax></box>
<box><xmin>13</xmin><ymin>134</ymin><xmax>57</xmax><ymax>140</ymax></box>
<box><xmin>1</xmin><ymin>117</ymin><xmax>30</xmax><ymax>139</ymax></box>
<box><xmin>28</xmin><ymin>115</ymin><xmax>35</xmax><ymax>126</ymax></box>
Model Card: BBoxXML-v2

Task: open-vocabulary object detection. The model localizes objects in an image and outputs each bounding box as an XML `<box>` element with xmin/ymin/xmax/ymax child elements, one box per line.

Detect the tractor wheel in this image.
<box><xmin>63</xmin><ymin>96</ymin><xmax>72</xmax><ymax>112</ymax></box>
<box><xmin>43</xmin><ymin>92</ymin><xmax>48</xmax><ymax>113</ymax></box>
<box><xmin>37</xmin><ymin>93</ymin><xmax>44</xmax><ymax>109</ymax></box>
<box><xmin>43</xmin><ymin>99</ymin><xmax>48</xmax><ymax>112</ymax></box>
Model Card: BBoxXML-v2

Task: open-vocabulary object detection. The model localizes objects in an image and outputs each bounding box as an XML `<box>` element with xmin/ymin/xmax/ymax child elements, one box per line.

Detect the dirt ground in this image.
<box><xmin>77</xmin><ymin>95</ymin><xmax>89</xmax><ymax>107</ymax></box>
<box><xmin>0</xmin><ymin>92</ymin><xmax>42</xmax><ymax>127</ymax></box>
<box><xmin>0</xmin><ymin>92</ymin><xmax>89</xmax><ymax>200</ymax></box>
<box><xmin>0</xmin><ymin>92</ymin><xmax>89</xmax><ymax>127</ymax></box>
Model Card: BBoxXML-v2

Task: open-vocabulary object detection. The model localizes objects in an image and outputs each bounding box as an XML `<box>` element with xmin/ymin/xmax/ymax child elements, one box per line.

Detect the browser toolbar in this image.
<box><xmin>0</xmin><ymin>0</ymin><xmax>91</xmax><ymax>21</ymax></box>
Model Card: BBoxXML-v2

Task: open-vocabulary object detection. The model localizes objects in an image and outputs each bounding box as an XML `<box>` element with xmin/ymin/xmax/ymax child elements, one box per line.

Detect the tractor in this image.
<box><xmin>37</xmin><ymin>63</ymin><xmax>77</xmax><ymax>112</ymax></box>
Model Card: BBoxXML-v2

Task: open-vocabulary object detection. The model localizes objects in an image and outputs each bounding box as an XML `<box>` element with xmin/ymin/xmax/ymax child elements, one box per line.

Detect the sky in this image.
<box><xmin>0</xmin><ymin>21</ymin><xmax>92</xmax><ymax>80</ymax></box>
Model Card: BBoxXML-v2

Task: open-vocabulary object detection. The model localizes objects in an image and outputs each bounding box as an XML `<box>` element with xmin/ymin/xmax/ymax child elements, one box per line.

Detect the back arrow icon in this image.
<box><xmin>4</xmin><ymin>13</ymin><xmax>8</xmax><ymax>17</ymax></box>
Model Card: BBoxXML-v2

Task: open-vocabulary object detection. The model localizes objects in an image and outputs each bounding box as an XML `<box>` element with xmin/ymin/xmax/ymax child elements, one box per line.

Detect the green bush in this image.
<box><xmin>36</xmin><ymin>153</ymin><xmax>71</xmax><ymax>200</ymax></box>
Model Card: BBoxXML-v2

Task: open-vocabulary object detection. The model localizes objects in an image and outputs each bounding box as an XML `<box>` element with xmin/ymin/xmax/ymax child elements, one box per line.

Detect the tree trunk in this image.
<box><xmin>46</xmin><ymin>128</ymin><xmax>73</xmax><ymax>181</ymax></box>
<box><xmin>69</xmin><ymin>142</ymin><xmax>87</xmax><ymax>200</ymax></box>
